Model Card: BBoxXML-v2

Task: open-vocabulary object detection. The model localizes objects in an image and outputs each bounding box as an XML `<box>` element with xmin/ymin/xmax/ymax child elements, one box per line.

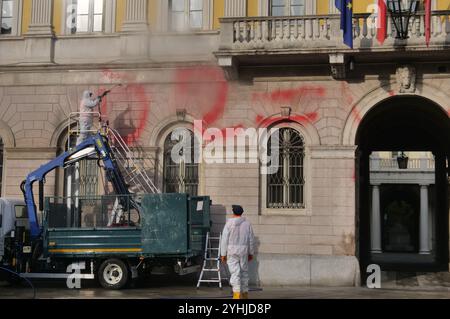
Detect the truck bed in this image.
<box><xmin>43</xmin><ymin>194</ymin><xmax>210</xmax><ymax>260</ymax></box>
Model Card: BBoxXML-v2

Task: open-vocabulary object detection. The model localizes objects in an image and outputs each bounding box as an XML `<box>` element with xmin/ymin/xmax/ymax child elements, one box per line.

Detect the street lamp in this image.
<box><xmin>387</xmin><ymin>0</ymin><xmax>420</xmax><ymax>39</ymax></box>
<box><xmin>397</xmin><ymin>152</ymin><xmax>409</xmax><ymax>169</ymax></box>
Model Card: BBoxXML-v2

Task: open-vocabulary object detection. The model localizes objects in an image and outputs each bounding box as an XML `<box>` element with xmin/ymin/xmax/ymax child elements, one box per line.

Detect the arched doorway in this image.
<box><xmin>356</xmin><ymin>96</ymin><xmax>450</xmax><ymax>274</ymax></box>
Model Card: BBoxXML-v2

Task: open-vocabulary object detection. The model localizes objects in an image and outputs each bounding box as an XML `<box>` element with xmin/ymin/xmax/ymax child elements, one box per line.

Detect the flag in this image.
<box><xmin>335</xmin><ymin>0</ymin><xmax>353</xmax><ymax>48</ymax></box>
<box><xmin>377</xmin><ymin>0</ymin><xmax>387</xmax><ymax>45</ymax></box>
<box><xmin>424</xmin><ymin>0</ymin><xmax>432</xmax><ymax>47</ymax></box>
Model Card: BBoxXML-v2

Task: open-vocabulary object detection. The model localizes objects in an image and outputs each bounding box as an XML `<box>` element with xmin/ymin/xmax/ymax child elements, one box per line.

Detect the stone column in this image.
<box><xmin>27</xmin><ymin>0</ymin><xmax>54</xmax><ymax>35</ymax></box>
<box><xmin>121</xmin><ymin>0</ymin><xmax>148</xmax><ymax>32</ymax></box>
<box><xmin>371</xmin><ymin>184</ymin><xmax>382</xmax><ymax>253</ymax></box>
<box><xmin>419</xmin><ymin>185</ymin><xmax>431</xmax><ymax>254</ymax></box>
<box><xmin>225</xmin><ymin>0</ymin><xmax>247</xmax><ymax>17</ymax></box>
<box><xmin>24</xmin><ymin>0</ymin><xmax>54</xmax><ymax>64</ymax></box>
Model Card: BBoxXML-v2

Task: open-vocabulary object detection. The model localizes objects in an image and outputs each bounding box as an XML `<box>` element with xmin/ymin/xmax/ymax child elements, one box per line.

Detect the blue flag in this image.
<box><xmin>335</xmin><ymin>0</ymin><xmax>353</xmax><ymax>48</ymax></box>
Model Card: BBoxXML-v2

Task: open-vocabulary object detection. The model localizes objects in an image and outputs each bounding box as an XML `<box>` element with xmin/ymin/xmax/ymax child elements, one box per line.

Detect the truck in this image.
<box><xmin>0</xmin><ymin>130</ymin><xmax>211</xmax><ymax>289</ymax></box>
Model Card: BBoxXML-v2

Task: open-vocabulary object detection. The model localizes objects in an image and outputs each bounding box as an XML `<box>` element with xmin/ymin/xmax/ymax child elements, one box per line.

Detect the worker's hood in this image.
<box><xmin>82</xmin><ymin>90</ymin><xmax>93</xmax><ymax>100</ymax></box>
<box><xmin>228</xmin><ymin>216</ymin><xmax>246</xmax><ymax>227</ymax></box>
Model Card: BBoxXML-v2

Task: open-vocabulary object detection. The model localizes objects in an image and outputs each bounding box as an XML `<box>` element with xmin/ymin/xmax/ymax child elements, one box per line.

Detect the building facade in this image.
<box><xmin>0</xmin><ymin>0</ymin><xmax>449</xmax><ymax>286</ymax></box>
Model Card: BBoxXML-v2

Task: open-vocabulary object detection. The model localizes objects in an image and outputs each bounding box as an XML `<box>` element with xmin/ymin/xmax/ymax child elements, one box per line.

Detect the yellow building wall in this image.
<box><xmin>353</xmin><ymin>0</ymin><xmax>374</xmax><ymax>14</ymax></box>
<box><xmin>317</xmin><ymin>1</ymin><xmax>328</xmax><ymax>15</ymax></box>
<box><xmin>437</xmin><ymin>0</ymin><xmax>450</xmax><ymax>9</ymax></box>
<box><xmin>148</xmin><ymin>0</ymin><xmax>158</xmax><ymax>29</ymax></box>
<box><xmin>248</xmin><ymin>0</ymin><xmax>259</xmax><ymax>17</ymax></box>
<box><xmin>22</xmin><ymin>0</ymin><xmax>32</xmax><ymax>34</ymax></box>
<box><xmin>213</xmin><ymin>0</ymin><xmax>225</xmax><ymax>29</ymax></box>
<box><xmin>116</xmin><ymin>0</ymin><xmax>125</xmax><ymax>32</ymax></box>
<box><xmin>53</xmin><ymin>0</ymin><xmax>62</xmax><ymax>35</ymax></box>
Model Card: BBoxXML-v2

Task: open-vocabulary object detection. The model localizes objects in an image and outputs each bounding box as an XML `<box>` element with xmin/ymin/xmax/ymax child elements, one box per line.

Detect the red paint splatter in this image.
<box><xmin>101</xmin><ymin>69</ymin><xmax>150</xmax><ymax>145</ymax></box>
<box><xmin>175</xmin><ymin>67</ymin><xmax>228</xmax><ymax>128</ymax></box>
<box><xmin>253</xmin><ymin>86</ymin><xmax>326</xmax><ymax>105</ymax></box>
<box><xmin>351</xmin><ymin>108</ymin><xmax>362</xmax><ymax>124</ymax></box>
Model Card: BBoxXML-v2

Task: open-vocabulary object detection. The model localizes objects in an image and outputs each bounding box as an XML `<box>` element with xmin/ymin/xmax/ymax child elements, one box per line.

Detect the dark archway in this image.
<box><xmin>356</xmin><ymin>96</ymin><xmax>450</xmax><ymax>274</ymax></box>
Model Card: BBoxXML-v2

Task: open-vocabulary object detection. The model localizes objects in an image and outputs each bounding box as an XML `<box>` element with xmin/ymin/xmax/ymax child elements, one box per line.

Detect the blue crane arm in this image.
<box><xmin>21</xmin><ymin>133</ymin><xmax>130</xmax><ymax>239</ymax></box>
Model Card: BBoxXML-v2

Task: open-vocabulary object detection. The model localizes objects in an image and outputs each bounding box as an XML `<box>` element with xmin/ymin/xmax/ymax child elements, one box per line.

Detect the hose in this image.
<box><xmin>0</xmin><ymin>266</ymin><xmax>36</xmax><ymax>299</ymax></box>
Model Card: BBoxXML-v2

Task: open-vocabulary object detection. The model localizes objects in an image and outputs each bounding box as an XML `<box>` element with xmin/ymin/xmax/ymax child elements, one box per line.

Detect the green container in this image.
<box><xmin>43</xmin><ymin>194</ymin><xmax>211</xmax><ymax>259</ymax></box>
<box><xmin>141</xmin><ymin>194</ymin><xmax>210</xmax><ymax>256</ymax></box>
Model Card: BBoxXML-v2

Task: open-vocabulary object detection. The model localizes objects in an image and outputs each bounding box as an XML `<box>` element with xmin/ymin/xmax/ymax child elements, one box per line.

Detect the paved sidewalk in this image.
<box><xmin>1</xmin><ymin>281</ymin><xmax>450</xmax><ymax>299</ymax></box>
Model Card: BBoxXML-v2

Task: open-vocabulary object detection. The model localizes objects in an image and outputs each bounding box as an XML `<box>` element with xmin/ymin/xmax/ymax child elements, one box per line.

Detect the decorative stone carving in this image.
<box><xmin>396</xmin><ymin>65</ymin><xmax>416</xmax><ymax>93</ymax></box>
<box><xmin>176</xmin><ymin>109</ymin><xmax>187</xmax><ymax>121</ymax></box>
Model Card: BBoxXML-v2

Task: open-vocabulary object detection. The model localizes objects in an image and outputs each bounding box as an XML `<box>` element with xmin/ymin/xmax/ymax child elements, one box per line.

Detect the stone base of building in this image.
<box><xmin>248</xmin><ymin>254</ymin><xmax>361</xmax><ymax>287</ymax></box>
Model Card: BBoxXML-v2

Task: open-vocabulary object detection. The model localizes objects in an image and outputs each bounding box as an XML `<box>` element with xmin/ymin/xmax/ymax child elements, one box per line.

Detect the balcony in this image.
<box><xmin>215</xmin><ymin>11</ymin><xmax>450</xmax><ymax>78</ymax></box>
<box><xmin>369</xmin><ymin>157</ymin><xmax>436</xmax><ymax>185</ymax></box>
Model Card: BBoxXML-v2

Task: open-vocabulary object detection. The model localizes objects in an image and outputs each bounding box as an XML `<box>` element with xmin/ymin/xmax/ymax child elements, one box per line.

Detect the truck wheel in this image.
<box><xmin>98</xmin><ymin>259</ymin><xmax>129</xmax><ymax>290</ymax></box>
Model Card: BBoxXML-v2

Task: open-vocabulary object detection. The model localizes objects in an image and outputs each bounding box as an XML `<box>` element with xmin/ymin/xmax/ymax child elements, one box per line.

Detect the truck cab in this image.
<box><xmin>0</xmin><ymin>199</ymin><xmax>27</xmax><ymax>265</ymax></box>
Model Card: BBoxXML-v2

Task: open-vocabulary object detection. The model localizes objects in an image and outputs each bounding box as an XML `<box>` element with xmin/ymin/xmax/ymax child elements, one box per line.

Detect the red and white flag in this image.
<box><xmin>377</xmin><ymin>0</ymin><xmax>387</xmax><ymax>45</ymax></box>
<box><xmin>425</xmin><ymin>0</ymin><xmax>432</xmax><ymax>47</ymax></box>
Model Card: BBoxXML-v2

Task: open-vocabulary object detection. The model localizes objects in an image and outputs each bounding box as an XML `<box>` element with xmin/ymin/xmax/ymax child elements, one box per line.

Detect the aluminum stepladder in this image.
<box><xmin>197</xmin><ymin>232</ymin><xmax>229</xmax><ymax>289</ymax></box>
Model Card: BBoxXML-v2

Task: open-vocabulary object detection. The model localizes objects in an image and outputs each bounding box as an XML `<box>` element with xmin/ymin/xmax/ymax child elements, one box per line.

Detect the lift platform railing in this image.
<box><xmin>67</xmin><ymin>112</ymin><xmax>103</xmax><ymax>149</ymax></box>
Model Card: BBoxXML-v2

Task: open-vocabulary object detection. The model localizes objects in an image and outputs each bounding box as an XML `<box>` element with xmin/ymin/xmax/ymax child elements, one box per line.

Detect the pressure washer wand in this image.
<box><xmin>98</xmin><ymin>83</ymin><xmax>123</xmax><ymax>131</ymax></box>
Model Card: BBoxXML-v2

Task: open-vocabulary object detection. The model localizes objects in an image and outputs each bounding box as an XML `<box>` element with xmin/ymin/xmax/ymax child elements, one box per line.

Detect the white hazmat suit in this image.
<box><xmin>220</xmin><ymin>216</ymin><xmax>255</xmax><ymax>294</ymax></box>
<box><xmin>77</xmin><ymin>90</ymin><xmax>100</xmax><ymax>144</ymax></box>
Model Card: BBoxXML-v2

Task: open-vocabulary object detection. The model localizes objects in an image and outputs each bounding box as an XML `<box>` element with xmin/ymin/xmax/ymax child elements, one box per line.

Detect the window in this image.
<box><xmin>15</xmin><ymin>206</ymin><xmax>27</xmax><ymax>219</ymax></box>
<box><xmin>267</xmin><ymin>128</ymin><xmax>305</xmax><ymax>209</ymax></box>
<box><xmin>271</xmin><ymin>0</ymin><xmax>305</xmax><ymax>16</ymax></box>
<box><xmin>0</xmin><ymin>0</ymin><xmax>13</xmax><ymax>34</ymax></box>
<box><xmin>170</xmin><ymin>0</ymin><xmax>203</xmax><ymax>31</ymax></box>
<box><xmin>63</xmin><ymin>134</ymin><xmax>99</xmax><ymax>198</ymax></box>
<box><xmin>163</xmin><ymin>130</ymin><xmax>199</xmax><ymax>196</ymax></box>
<box><xmin>68</xmin><ymin>0</ymin><xmax>104</xmax><ymax>34</ymax></box>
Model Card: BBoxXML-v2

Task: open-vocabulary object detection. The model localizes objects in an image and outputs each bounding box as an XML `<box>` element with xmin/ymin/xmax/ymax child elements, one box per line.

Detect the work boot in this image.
<box><xmin>233</xmin><ymin>292</ymin><xmax>241</xmax><ymax>299</ymax></box>
<box><xmin>241</xmin><ymin>292</ymin><xmax>249</xmax><ymax>299</ymax></box>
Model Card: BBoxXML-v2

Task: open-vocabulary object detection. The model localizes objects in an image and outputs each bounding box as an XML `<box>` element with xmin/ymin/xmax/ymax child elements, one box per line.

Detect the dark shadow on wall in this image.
<box><xmin>113</xmin><ymin>106</ymin><xmax>135</xmax><ymax>144</ymax></box>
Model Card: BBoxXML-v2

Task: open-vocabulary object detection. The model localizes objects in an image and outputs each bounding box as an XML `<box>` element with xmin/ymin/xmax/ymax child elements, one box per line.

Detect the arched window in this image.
<box><xmin>63</xmin><ymin>133</ymin><xmax>99</xmax><ymax>198</ymax></box>
<box><xmin>267</xmin><ymin>128</ymin><xmax>305</xmax><ymax>209</ymax></box>
<box><xmin>163</xmin><ymin>129</ymin><xmax>199</xmax><ymax>196</ymax></box>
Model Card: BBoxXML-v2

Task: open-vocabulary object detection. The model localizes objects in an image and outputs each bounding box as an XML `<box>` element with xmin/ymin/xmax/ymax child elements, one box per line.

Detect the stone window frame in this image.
<box><xmin>162</xmin><ymin>128</ymin><xmax>200</xmax><ymax>196</ymax></box>
<box><xmin>0</xmin><ymin>0</ymin><xmax>23</xmax><ymax>36</ymax></box>
<box><xmin>60</xmin><ymin>0</ymin><xmax>116</xmax><ymax>35</ymax></box>
<box><xmin>260</xmin><ymin>122</ymin><xmax>312</xmax><ymax>216</ymax></box>
<box><xmin>155</xmin><ymin>121</ymin><xmax>202</xmax><ymax>197</ymax></box>
<box><xmin>157</xmin><ymin>0</ymin><xmax>213</xmax><ymax>32</ymax></box>
<box><xmin>259</xmin><ymin>0</ymin><xmax>316</xmax><ymax>16</ymax></box>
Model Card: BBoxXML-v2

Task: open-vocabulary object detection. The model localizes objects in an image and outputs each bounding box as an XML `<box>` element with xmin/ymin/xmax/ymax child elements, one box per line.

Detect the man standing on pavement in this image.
<box><xmin>220</xmin><ymin>205</ymin><xmax>255</xmax><ymax>299</ymax></box>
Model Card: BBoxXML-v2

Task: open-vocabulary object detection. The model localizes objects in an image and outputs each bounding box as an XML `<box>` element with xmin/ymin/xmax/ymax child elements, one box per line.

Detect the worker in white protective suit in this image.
<box><xmin>220</xmin><ymin>205</ymin><xmax>255</xmax><ymax>300</ymax></box>
<box><xmin>77</xmin><ymin>90</ymin><xmax>101</xmax><ymax>145</ymax></box>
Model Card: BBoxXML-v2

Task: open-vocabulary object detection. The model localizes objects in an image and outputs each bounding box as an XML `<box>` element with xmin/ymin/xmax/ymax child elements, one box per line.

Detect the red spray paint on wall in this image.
<box><xmin>101</xmin><ymin>69</ymin><xmax>150</xmax><ymax>145</ymax></box>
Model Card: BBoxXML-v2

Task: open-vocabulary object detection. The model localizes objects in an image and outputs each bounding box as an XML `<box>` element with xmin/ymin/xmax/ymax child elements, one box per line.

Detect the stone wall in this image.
<box><xmin>0</xmin><ymin>63</ymin><xmax>449</xmax><ymax>286</ymax></box>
